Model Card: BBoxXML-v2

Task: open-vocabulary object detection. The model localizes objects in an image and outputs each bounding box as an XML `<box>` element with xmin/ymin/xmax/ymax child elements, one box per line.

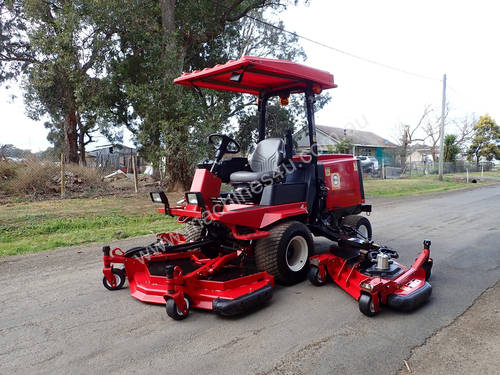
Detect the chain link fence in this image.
<box><xmin>359</xmin><ymin>158</ymin><xmax>496</xmax><ymax>179</ymax></box>
<box><xmin>0</xmin><ymin>156</ymin><xmax>156</xmax><ymax>201</ymax></box>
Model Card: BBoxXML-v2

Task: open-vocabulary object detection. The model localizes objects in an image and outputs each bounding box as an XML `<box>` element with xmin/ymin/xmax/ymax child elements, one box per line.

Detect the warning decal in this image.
<box><xmin>331</xmin><ymin>173</ymin><xmax>341</xmax><ymax>189</ymax></box>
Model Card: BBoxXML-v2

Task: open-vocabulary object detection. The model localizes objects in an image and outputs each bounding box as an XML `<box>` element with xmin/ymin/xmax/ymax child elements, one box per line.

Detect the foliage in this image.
<box><xmin>0</xmin><ymin>143</ymin><xmax>31</xmax><ymax>159</ymax></box>
<box><xmin>331</xmin><ymin>138</ymin><xmax>353</xmax><ymax>154</ymax></box>
<box><xmin>0</xmin><ymin>0</ymin><xmax>122</xmax><ymax>164</ymax></box>
<box><xmin>443</xmin><ymin>134</ymin><xmax>460</xmax><ymax>162</ymax></box>
<box><xmin>100</xmin><ymin>1</ymin><xmax>308</xmax><ymax>189</ymax></box>
<box><xmin>467</xmin><ymin>114</ymin><xmax>500</xmax><ymax>166</ymax></box>
<box><xmin>2</xmin><ymin>0</ymin><xmax>315</xmax><ymax>188</ymax></box>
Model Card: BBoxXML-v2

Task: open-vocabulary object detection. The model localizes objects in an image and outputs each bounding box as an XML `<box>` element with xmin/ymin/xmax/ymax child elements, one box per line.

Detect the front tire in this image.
<box><xmin>342</xmin><ymin>215</ymin><xmax>372</xmax><ymax>240</ymax></box>
<box><xmin>255</xmin><ymin>221</ymin><xmax>313</xmax><ymax>285</ymax></box>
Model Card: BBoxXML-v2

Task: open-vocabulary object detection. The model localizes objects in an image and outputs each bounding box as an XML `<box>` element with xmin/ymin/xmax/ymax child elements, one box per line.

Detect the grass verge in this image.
<box><xmin>363</xmin><ymin>176</ymin><xmax>472</xmax><ymax>197</ymax></box>
<box><xmin>0</xmin><ymin>195</ymin><xmax>180</xmax><ymax>257</ymax></box>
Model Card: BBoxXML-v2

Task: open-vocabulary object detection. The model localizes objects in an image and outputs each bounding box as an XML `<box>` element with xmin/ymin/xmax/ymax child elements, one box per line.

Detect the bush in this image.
<box><xmin>0</xmin><ymin>160</ymin><xmax>18</xmax><ymax>182</ymax></box>
<box><xmin>2</xmin><ymin>159</ymin><xmax>109</xmax><ymax>198</ymax></box>
<box><xmin>6</xmin><ymin>159</ymin><xmax>59</xmax><ymax>196</ymax></box>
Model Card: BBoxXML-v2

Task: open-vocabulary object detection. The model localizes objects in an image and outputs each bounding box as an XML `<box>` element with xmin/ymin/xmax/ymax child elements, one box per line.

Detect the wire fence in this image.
<box><xmin>360</xmin><ymin>159</ymin><xmax>496</xmax><ymax>179</ymax></box>
<box><xmin>0</xmin><ymin>156</ymin><xmax>155</xmax><ymax>200</ymax></box>
<box><xmin>1</xmin><ymin>154</ymin><xmax>497</xmax><ymax>201</ymax></box>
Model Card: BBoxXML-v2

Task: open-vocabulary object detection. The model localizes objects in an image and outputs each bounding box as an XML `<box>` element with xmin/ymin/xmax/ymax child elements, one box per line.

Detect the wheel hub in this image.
<box><xmin>285</xmin><ymin>236</ymin><xmax>308</xmax><ymax>272</ymax></box>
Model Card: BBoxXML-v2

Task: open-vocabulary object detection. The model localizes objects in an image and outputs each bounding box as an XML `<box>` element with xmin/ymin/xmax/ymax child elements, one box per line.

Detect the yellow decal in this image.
<box><xmin>331</xmin><ymin>173</ymin><xmax>341</xmax><ymax>189</ymax></box>
<box><xmin>353</xmin><ymin>161</ymin><xmax>358</xmax><ymax>171</ymax></box>
<box><xmin>325</xmin><ymin>167</ymin><xmax>331</xmax><ymax>176</ymax></box>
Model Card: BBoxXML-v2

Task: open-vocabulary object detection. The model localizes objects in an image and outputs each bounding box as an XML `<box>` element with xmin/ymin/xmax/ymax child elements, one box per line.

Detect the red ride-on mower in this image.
<box><xmin>308</xmin><ymin>238</ymin><xmax>433</xmax><ymax>316</ymax></box>
<box><xmin>101</xmin><ymin>56</ymin><xmax>432</xmax><ymax>320</ymax></box>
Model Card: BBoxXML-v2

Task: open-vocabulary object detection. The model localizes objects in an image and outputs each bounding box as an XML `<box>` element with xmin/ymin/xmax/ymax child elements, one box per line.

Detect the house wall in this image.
<box><xmin>354</xmin><ymin>146</ymin><xmax>377</xmax><ymax>156</ymax></box>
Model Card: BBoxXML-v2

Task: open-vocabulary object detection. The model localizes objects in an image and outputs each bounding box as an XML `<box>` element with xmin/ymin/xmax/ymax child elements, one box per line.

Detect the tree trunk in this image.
<box><xmin>160</xmin><ymin>0</ymin><xmax>176</xmax><ymax>36</ymax></box>
<box><xmin>64</xmin><ymin>109</ymin><xmax>79</xmax><ymax>164</ymax></box>
<box><xmin>78</xmin><ymin>130</ymin><xmax>86</xmax><ymax>166</ymax></box>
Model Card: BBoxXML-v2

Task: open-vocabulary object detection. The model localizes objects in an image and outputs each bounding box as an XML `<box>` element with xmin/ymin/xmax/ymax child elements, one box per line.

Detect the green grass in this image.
<box><xmin>0</xmin><ymin>196</ymin><xmax>180</xmax><ymax>257</ymax></box>
<box><xmin>363</xmin><ymin>176</ymin><xmax>471</xmax><ymax>197</ymax></box>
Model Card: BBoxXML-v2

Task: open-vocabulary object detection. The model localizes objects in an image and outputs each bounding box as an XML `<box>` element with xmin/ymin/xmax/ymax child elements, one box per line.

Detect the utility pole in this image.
<box><xmin>438</xmin><ymin>74</ymin><xmax>447</xmax><ymax>180</ymax></box>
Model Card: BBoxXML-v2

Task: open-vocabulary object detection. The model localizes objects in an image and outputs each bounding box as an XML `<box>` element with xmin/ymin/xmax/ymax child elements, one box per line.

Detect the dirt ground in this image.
<box><xmin>399</xmin><ymin>281</ymin><xmax>500</xmax><ymax>375</ymax></box>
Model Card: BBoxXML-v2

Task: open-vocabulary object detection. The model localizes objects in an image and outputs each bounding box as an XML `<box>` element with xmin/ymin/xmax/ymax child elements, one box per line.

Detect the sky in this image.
<box><xmin>1</xmin><ymin>0</ymin><xmax>499</xmax><ymax>152</ymax></box>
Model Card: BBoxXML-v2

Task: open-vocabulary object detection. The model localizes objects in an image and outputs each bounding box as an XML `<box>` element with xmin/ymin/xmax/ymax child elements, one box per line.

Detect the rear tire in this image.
<box><xmin>255</xmin><ymin>221</ymin><xmax>313</xmax><ymax>285</ymax></box>
<box><xmin>342</xmin><ymin>215</ymin><xmax>372</xmax><ymax>240</ymax></box>
<box><xmin>183</xmin><ymin>222</ymin><xmax>218</xmax><ymax>258</ymax></box>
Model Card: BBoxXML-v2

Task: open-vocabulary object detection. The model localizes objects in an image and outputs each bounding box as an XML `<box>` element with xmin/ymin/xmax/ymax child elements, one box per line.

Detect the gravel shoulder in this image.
<box><xmin>399</xmin><ymin>282</ymin><xmax>500</xmax><ymax>375</ymax></box>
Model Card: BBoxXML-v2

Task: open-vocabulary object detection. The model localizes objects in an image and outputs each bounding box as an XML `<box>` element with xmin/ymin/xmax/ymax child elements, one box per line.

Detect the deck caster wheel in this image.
<box><xmin>166</xmin><ymin>297</ymin><xmax>190</xmax><ymax>320</ymax></box>
<box><xmin>422</xmin><ymin>260</ymin><xmax>432</xmax><ymax>281</ymax></box>
<box><xmin>103</xmin><ymin>268</ymin><xmax>126</xmax><ymax>291</ymax></box>
<box><xmin>308</xmin><ymin>266</ymin><xmax>327</xmax><ymax>286</ymax></box>
<box><xmin>359</xmin><ymin>293</ymin><xmax>378</xmax><ymax>317</ymax></box>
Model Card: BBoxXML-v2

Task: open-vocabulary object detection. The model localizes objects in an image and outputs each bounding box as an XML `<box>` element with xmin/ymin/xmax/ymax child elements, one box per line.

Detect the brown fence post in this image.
<box><xmin>132</xmin><ymin>155</ymin><xmax>139</xmax><ymax>193</ymax></box>
<box><xmin>60</xmin><ymin>153</ymin><xmax>65</xmax><ymax>198</ymax></box>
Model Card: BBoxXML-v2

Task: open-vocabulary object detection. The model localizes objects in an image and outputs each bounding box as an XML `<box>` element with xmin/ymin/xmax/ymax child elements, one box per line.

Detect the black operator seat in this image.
<box><xmin>229</xmin><ymin>138</ymin><xmax>285</xmax><ymax>183</ymax></box>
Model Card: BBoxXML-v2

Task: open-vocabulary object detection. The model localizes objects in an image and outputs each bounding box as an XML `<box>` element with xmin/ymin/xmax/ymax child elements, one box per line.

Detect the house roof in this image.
<box><xmin>316</xmin><ymin>125</ymin><xmax>397</xmax><ymax>148</ymax></box>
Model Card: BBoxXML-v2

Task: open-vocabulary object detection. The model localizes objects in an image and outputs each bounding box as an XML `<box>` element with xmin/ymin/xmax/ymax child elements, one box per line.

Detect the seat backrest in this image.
<box><xmin>249</xmin><ymin>138</ymin><xmax>285</xmax><ymax>172</ymax></box>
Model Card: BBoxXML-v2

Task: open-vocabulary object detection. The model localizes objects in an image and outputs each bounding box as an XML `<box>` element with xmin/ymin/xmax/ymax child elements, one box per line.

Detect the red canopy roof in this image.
<box><xmin>173</xmin><ymin>56</ymin><xmax>337</xmax><ymax>95</ymax></box>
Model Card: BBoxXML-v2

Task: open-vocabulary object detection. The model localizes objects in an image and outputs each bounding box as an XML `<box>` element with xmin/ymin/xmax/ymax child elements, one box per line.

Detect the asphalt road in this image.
<box><xmin>1</xmin><ymin>185</ymin><xmax>499</xmax><ymax>375</ymax></box>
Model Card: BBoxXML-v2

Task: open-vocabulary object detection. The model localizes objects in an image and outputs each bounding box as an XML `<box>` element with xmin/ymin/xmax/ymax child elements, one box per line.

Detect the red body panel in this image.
<box><xmin>174</xmin><ymin>56</ymin><xmax>336</xmax><ymax>95</ymax></box>
<box><xmin>318</xmin><ymin>154</ymin><xmax>364</xmax><ymax>209</ymax></box>
<box><xmin>162</xmin><ymin>201</ymin><xmax>308</xmax><ymax>230</ymax></box>
<box><xmin>160</xmin><ymin>167</ymin><xmax>309</xmax><ymax>231</ymax></box>
<box><xmin>190</xmin><ymin>168</ymin><xmax>221</xmax><ymax>206</ymax></box>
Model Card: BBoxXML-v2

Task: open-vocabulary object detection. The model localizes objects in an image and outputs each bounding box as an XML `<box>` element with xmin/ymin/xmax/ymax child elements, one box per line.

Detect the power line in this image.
<box><xmin>209</xmin><ymin>0</ymin><xmax>441</xmax><ymax>82</ymax></box>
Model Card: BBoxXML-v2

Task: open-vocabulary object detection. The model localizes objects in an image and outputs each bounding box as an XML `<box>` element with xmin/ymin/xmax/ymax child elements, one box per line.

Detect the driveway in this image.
<box><xmin>1</xmin><ymin>185</ymin><xmax>499</xmax><ymax>375</ymax></box>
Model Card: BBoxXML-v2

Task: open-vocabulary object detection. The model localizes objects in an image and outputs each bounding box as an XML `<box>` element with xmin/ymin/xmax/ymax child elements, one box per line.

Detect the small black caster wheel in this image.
<box><xmin>422</xmin><ymin>260</ymin><xmax>432</xmax><ymax>281</ymax></box>
<box><xmin>166</xmin><ymin>296</ymin><xmax>190</xmax><ymax>320</ymax></box>
<box><xmin>359</xmin><ymin>293</ymin><xmax>378</xmax><ymax>317</ymax></box>
<box><xmin>308</xmin><ymin>266</ymin><xmax>327</xmax><ymax>286</ymax></box>
<box><xmin>102</xmin><ymin>268</ymin><xmax>126</xmax><ymax>290</ymax></box>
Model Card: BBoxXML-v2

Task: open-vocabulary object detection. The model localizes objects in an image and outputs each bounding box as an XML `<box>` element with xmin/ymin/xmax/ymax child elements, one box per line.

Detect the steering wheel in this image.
<box><xmin>208</xmin><ymin>134</ymin><xmax>241</xmax><ymax>163</ymax></box>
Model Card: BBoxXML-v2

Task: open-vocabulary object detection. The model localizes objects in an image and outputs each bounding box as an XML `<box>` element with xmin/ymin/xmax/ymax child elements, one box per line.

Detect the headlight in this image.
<box><xmin>185</xmin><ymin>192</ymin><xmax>206</xmax><ymax>209</ymax></box>
<box><xmin>360</xmin><ymin>282</ymin><xmax>373</xmax><ymax>291</ymax></box>
<box><xmin>150</xmin><ymin>190</ymin><xmax>168</xmax><ymax>204</ymax></box>
<box><xmin>186</xmin><ymin>193</ymin><xmax>199</xmax><ymax>205</ymax></box>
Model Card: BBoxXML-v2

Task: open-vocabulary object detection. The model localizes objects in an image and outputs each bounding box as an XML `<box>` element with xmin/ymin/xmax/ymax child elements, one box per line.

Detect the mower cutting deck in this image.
<box><xmin>102</xmin><ymin>233</ymin><xmax>273</xmax><ymax>320</ymax></box>
<box><xmin>308</xmin><ymin>239</ymin><xmax>433</xmax><ymax>316</ymax></box>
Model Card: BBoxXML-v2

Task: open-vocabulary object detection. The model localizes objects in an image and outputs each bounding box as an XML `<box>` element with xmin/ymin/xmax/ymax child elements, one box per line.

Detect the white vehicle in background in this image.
<box><xmin>369</xmin><ymin>157</ymin><xmax>379</xmax><ymax>171</ymax></box>
<box><xmin>356</xmin><ymin>156</ymin><xmax>374</xmax><ymax>173</ymax></box>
